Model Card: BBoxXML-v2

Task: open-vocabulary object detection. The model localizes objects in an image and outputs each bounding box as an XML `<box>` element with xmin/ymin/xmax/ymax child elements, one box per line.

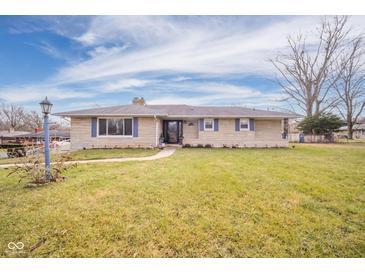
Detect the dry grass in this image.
<box><xmin>0</xmin><ymin>144</ymin><xmax>364</xmax><ymax>257</ymax></box>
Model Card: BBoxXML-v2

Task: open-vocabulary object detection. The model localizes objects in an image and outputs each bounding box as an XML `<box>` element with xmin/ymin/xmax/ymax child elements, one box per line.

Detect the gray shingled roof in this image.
<box><xmin>0</xmin><ymin>130</ymin><xmax>31</xmax><ymax>138</ymax></box>
<box><xmin>339</xmin><ymin>124</ymin><xmax>365</xmax><ymax>131</ymax></box>
<box><xmin>54</xmin><ymin>104</ymin><xmax>299</xmax><ymax>118</ymax></box>
<box><xmin>16</xmin><ymin>130</ymin><xmax>70</xmax><ymax>139</ymax></box>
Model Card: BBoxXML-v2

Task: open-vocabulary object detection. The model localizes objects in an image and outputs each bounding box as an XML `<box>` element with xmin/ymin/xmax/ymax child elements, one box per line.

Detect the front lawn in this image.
<box><xmin>66</xmin><ymin>148</ymin><xmax>158</xmax><ymax>160</ymax></box>
<box><xmin>0</xmin><ymin>144</ymin><xmax>364</xmax><ymax>257</ymax></box>
<box><xmin>0</xmin><ymin>148</ymin><xmax>158</xmax><ymax>165</ymax></box>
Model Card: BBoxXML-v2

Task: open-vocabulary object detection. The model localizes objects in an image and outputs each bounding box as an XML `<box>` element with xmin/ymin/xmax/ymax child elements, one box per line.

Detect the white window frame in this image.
<box><xmin>97</xmin><ymin>117</ymin><xmax>133</xmax><ymax>138</ymax></box>
<box><xmin>204</xmin><ymin>118</ymin><xmax>214</xmax><ymax>131</ymax></box>
<box><xmin>239</xmin><ymin>118</ymin><xmax>250</xmax><ymax>131</ymax></box>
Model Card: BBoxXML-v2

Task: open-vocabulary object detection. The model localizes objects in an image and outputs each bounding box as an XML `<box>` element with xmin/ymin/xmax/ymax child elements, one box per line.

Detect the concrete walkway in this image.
<box><xmin>0</xmin><ymin>147</ymin><xmax>176</xmax><ymax>168</ymax></box>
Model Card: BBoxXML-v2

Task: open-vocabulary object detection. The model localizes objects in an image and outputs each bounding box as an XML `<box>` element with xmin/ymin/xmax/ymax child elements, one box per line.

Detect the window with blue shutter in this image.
<box><xmin>249</xmin><ymin>118</ymin><xmax>255</xmax><ymax>131</ymax></box>
<box><xmin>235</xmin><ymin>119</ymin><xmax>240</xmax><ymax>131</ymax></box>
<box><xmin>91</xmin><ymin>117</ymin><xmax>97</xmax><ymax>137</ymax></box>
<box><xmin>133</xmin><ymin>117</ymin><xmax>138</xmax><ymax>137</ymax></box>
<box><xmin>199</xmin><ymin>119</ymin><xmax>204</xmax><ymax>131</ymax></box>
<box><xmin>214</xmin><ymin>119</ymin><xmax>219</xmax><ymax>131</ymax></box>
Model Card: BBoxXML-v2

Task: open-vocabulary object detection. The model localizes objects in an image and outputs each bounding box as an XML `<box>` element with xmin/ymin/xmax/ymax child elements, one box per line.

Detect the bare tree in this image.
<box><xmin>270</xmin><ymin>16</ymin><xmax>349</xmax><ymax>117</ymax></box>
<box><xmin>22</xmin><ymin>111</ymin><xmax>43</xmax><ymax>131</ymax></box>
<box><xmin>0</xmin><ymin>113</ymin><xmax>5</xmax><ymax>130</ymax></box>
<box><xmin>334</xmin><ymin>36</ymin><xmax>365</xmax><ymax>139</ymax></box>
<box><xmin>1</xmin><ymin>104</ymin><xmax>26</xmax><ymax>132</ymax></box>
<box><xmin>49</xmin><ymin>118</ymin><xmax>70</xmax><ymax>130</ymax></box>
<box><xmin>132</xmin><ymin>97</ymin><xmax>146</xmax><ymax>105</ymax></box>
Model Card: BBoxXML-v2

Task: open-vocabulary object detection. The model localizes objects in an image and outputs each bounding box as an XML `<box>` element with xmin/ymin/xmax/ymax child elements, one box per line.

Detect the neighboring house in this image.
<box><xmin>17</xmin><ymin>129</ymin><xmax>70</xmax><ymax>143</ymax></box>
<box><xmin>336</xmin><ymin>120</ymin><xmax>365</xmax><ymax>139</ymax></box>
<box><xmin>0</xmin><ymin>130</ymin><xmax>31</xmax><ymax>145</ymax></box>
<box><xmin>287</xmin><ymin>119</ymin><xmax>302</xmax><ymax>142</ymax></box>
<box><xmin>54</xmin><ymin>104</ymin><xmax>298</xmax><ymax>150</ymax></box>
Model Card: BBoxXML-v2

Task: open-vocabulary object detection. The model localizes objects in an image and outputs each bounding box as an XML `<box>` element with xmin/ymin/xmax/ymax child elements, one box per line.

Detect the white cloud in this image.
<box><xmin>0</xmin><ymin>85</ymin><xmax>95</xmax><ymax>103</ymax></box>
<box><xmin>196</xmin><ymin>83</ymin><xmax>261</xmax><ymax>96</ymax></box>
<box><xmin>52</xmin><ymin>16</ymin><xmax>325</xmax><ymax>85</ymax></box>
<box><xmin>101</xmin><ymin>78</ymin><xmax>153</xmax><ymax>92</ymax></box>
<box><xmin>147</xmin><ymin>81</ymin><xmax>280</xmax><ymax>106</ymax></box>
<box><xmin>147</xmin><ymin>91</ymin><xmax>284</xmax><ymax>106</ymax></box>
<box><xmin>87</xmin><ymin>45</ymin><xmax>128</xmax><ymax>58</ymax></box>
<box><xmin>74</xmin><ymin>16</ymin><xmax>194</xmax><ymax>47</ymax></box>
<box><xmin>172</xmin><ymin>76</ymin><xmax>191</xmax><ymax>82</ymax></box>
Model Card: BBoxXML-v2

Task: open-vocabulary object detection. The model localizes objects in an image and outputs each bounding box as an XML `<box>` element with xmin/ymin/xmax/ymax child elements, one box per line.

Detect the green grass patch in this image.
<box><xmin>68</xmin><ymin>148</ymin><xmax>158</xmax><ymax>161</ymax></box>
<box><xmin>0</xmin><ymin>144</ymin><xmax>364</xmax><ymax>257</ymax></box>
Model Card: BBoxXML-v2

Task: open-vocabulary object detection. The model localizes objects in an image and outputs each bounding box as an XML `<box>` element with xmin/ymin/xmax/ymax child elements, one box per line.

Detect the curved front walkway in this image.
<box><xmin>0</xmin><ymin>147</ymin><xmax>176</xmax><ymax>169</ymax></box>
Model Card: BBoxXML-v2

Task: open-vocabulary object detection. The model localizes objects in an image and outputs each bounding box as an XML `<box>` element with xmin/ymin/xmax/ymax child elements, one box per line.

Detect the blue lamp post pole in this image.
<box><xmin>40</xmin><ymin>97</ymin><xmax>53</xmax><ymax>182</ymax></box>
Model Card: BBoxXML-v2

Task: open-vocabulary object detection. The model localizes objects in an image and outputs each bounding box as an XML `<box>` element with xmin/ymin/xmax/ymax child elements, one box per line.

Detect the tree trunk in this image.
<box><xmin>347</xmin><ymin>120</ymin><xmax>354</xmax><ymax>139</ymax></box>
<box><xmin>306</xmin><ymin>103</ymin><xmax>313</xmax><ymax>117</ymax></box>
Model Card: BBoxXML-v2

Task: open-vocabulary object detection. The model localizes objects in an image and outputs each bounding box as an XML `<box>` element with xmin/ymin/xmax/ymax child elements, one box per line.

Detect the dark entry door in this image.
<box><xmin>163</xmin><ymin>120</ymin><xmax>183</xmax><ymax>144</ymax></box>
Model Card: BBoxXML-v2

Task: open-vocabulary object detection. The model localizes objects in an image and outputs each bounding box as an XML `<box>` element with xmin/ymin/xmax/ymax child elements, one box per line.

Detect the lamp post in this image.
<box><xmin>40</xmin><ymin>97</ymin><xmax>53</xmax><ymax>182</ymax></box>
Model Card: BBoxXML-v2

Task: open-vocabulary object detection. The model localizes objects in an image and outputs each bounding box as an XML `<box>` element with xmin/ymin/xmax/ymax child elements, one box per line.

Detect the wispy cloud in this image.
<box><xmin>0</xmin><ymin>84</ymin><xmax>95</xmax><ymax>103</ymax></box>
<box><xmin>26</xmin><ymin>40</ymin><xmax>72</xmax><ymax>61</ymax></box>
<box><xmin>101</xmin><ymin>78</ymin><xmax>154</xmax><ymax>92</ymax></box>
<box><xmin>54</xmin><ymin>16</ymin><xmax>321</xmax><ymax>83</ymax></box>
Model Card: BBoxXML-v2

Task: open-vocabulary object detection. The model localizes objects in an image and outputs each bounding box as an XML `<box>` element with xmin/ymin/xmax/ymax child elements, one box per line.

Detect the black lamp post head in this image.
<box><xmin>40</xmin><ymin>96</ymin><xmax>53</xmax><ymax>115</ymax></box>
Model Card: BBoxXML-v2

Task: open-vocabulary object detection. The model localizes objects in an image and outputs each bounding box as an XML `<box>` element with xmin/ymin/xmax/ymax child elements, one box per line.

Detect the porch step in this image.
<box><xmin>165</xmin><ymin>144</ymin><xmax>182</xmax><ymax>148</ymax></box>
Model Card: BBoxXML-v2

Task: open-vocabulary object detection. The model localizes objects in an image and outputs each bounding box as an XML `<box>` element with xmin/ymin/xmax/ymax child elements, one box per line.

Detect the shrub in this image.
<box><xmin>197</xmin><ymin>144</ymin><xmax>204</xmax><ymax>148</ymax></box>
<box><xmin>8</xmin><ymin>150</ymin><xmax>77</xmax><ymax>186</ymax></box>
<box><xmin>183</xmin><ymin>144</ymin><xmax>191</xmax><ymax>148</ymax></box>
<box><xmin>204</xmin><ymin>144</ymin><xmax>212</xmax><ymax>148</ymax></box>
<box><xmin>297</xmin><ymin>113</ymin><xmax>342</xmax><ymax>141</ymax></box>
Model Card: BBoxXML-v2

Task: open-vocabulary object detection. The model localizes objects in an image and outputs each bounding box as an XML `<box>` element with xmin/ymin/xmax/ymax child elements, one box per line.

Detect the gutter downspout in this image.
<box><xmin>154</xmin><ymin>115</ymin><xmax>158</xmax><ymax>147</ymax></box>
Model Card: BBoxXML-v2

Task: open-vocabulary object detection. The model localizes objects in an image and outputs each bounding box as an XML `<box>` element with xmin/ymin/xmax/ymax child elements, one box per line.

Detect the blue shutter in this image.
<box><xmin>249</xmin><ymin>118</ymin><xmax>255</xmax><ymax>131</ymax></box>
<box><xmin>235</xmin><ymin>118</ymin><xmax>240</xmax><ymax>131</ymax></box>
<box><xmin>133</xmin><ymin>117</ymin><xmax>138</xmax><ymax>137</ymax></box>
<box><xmin>214</xmin><ymin>119</ymin><xmax>219</xmax><ymax>131</ymax></box>
<box><xmin>199</xmin><ymin>119</ymin><xmax>204</xmax><ymax>131</ymax></box>
<box><xmin>91</xmin><ymin>117</ymin><xmax>97</xmax><ymax>137</ymax></box>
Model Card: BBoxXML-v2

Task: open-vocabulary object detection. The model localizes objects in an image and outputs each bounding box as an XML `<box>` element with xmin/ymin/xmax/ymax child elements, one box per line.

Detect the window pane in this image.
<box><xmin>205</xmin><ymin>120</ymin><xmax>213</xmax><ymax>129</ymax></box>
<box><xmin>124</xmin><ymin>119</ymin><xmax>132</xmax><ymax>135</ymax></box>
<box><xmin>240</xmin><ymin>119</ymin><xmax>248</xmax><ymax>129</ymax></box>
<box><xmin>108</xmin><ymin>119</ymin><xmax>123</xmax><ymax>135</ymax></box>
<box><xmin>98</xmin><ymin>119</ymin><xmax>107</xmax><ymax>135</ymax></box>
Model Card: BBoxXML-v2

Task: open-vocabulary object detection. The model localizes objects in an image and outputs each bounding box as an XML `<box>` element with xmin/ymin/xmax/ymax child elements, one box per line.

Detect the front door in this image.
<box><xmin>163</xmin><ymin>120</ymin><xmax>183</xmax><ymax>144</ymax></box>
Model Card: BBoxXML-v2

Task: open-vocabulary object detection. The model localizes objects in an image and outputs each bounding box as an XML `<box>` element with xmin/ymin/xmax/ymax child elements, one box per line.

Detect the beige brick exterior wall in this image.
<box><xmin>70</xmin><ymin>117</ymin><xmax>288</xmax><ymax>150</ymax></box>
<box><xmin>70</xmin><ymin>117</ymin><xmax>159</xmax><ymax>150</ymax></box>
<box><xmin>183</xmin><ymin>118</ymin><xmax>287</xmax><ymax>147</ymax></box>
<box><xmin>182</xmin><ymin>119</ymin><xmax>199</xmax><ymax>143</ymax></box>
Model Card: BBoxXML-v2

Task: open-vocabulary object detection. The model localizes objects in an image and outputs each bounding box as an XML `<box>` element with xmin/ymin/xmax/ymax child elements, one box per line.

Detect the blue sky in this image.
<box><xmin>1</xmin><ymin>16</ymin><xmax>364</xmax><ymax>113</ymax></box>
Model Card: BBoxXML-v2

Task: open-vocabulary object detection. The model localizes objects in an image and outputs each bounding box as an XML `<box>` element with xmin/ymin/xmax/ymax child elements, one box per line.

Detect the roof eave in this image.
<box><xmin>53</xmin><ymin>113</ymin><xmax>299</xmax><ymax>119</ymax></box>
<box><xmin>52</xmin><ymin>113</ymin><xmax>165</xmax><ymax>117</ymax></box>
<box><xmin>165</xmin><ymin>115</ymin><xmax>299</xmax><ymax>118</ymax></box>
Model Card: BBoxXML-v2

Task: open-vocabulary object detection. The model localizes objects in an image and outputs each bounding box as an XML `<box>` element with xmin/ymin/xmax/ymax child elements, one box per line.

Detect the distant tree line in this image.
<box><xmin>271</xmin><ymin>16</ymin><xmax>365</xmax><ymax>139</ymax></box>
<box><xmin>0</xmin><ymin>103</ymin><xmax>68</xmax><ymax>132</ymax></box>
